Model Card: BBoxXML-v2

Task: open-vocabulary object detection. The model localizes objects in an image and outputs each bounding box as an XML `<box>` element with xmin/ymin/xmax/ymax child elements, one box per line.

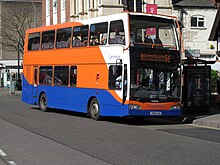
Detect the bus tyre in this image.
<box><xmin>39</xmin><ymin>93</ymin><xmax>48</xmax><ymax>112</ymax></box>
<box><xmin>89</xmin><ymin>98</ymin><xmax>100</xmax><ymax>120</ymax></box>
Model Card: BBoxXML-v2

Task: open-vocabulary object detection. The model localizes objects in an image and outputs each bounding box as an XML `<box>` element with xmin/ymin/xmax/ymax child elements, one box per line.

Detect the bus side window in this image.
<box><xmin>70</xmin><ymin>66</ymin><xmax>77</xmax><ymax>87</ymax></box>
<box><xmin>108</xmin><ymin>65</ymin><xmax>122</xmax><ymax>89</ymax></box>
<box><xmin>90</xmin><ymin>22</ymin><xmax>108</xmax><ymax>46</ymax></box>
<box><xmin>72</xmin><ymin>25</ymin><xmax>88</xmax><ymax>47</ymax></box>
<box><xmin>28</xmin><ymin>32</ymin><xmax>40</xmax><ymax>51</ymax></box>
<box><xmin>109</xmin><ymin>20</ymin><xmax>125</xmax><ymax>45</ymax></box>
<box><xmin>39</xmin><ymin>66</ymin><xmax>53</xmax><ymax>85</ymax></box>
<box><xmin>56</xmin><ymin>27</ymin><xmax>72</xmax><ymax>48</ymax></box>
<box><xmin>54</xmin><ymin>66</ymin><xmax>69</xmax><ymax>86</ymax></box>
<box><xmin>41</xmin><ymin>30</ymin><xmax>55</xmax><ymax>50</ymax></box>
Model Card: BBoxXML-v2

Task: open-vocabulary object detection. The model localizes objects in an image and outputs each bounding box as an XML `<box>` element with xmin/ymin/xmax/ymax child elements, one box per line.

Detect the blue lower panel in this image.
<box><xmin>129</xmin><ymin>109</ymin><xmax>182</xmax><ymax>117</ymax></box>
<box><xmin>22</xmin><ymin>75</ymin><xmax>127</xmax><ymax>117</ymax></box>
<box><xmin>22</xmin><ymin>75</ymin><xmax>181</xmax><ymax>117</ymax></box>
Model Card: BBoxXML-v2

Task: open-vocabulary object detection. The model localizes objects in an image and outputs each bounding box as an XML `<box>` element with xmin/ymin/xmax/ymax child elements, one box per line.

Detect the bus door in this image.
<box><xmin>109</xmin><ymin>64</ymin><xmax>127</xmax><ymax>105</ymax></box>
<box><xmin>122</xmin><ymin>64</ymin><xmax>127</xmax><ymax>105</ymax></box>
<box><xmin>32</xmin><ymin>67</ymin><xmax>38</xmax><ymax>98</ymax></box>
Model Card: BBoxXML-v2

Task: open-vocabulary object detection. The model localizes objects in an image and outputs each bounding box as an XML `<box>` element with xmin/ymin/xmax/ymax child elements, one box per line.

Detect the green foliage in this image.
<box><xmin>211</xmin><ymin>69</ymin><xmax>218</xmax><ymax>80</ymax></box>
<box><xmin>211</xmin><ymin>69</ymin><xmax>219</xmax><ymax>93</ymax></box>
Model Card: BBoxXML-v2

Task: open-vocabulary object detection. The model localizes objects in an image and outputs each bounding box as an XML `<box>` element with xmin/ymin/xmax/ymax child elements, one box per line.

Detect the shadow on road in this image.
<box><xmin>31</xmin><ymin>106</ymin><xmax>220</xmax><ymax>126</ymax></box>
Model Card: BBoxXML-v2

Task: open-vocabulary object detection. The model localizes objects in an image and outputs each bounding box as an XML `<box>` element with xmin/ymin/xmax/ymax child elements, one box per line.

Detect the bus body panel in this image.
<box><xmin>22</xmin><ymin>12</ymin><xmax>183</xmax><ymax>118</ymax></box>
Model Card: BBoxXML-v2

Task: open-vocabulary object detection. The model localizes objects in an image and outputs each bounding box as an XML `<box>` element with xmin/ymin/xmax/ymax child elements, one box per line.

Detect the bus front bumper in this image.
<box><xmin>128</xmin><ymin>109</ymin><xmax>182</xmax><ymax>117</ymax></box>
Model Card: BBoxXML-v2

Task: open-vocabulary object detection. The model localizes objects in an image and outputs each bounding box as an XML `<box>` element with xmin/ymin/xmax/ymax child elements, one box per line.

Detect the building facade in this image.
<box><xmin>0</xmin><ymin>0</ymin><xmax>42</xmax><ymax>87</ymax></box>
<box><xmin>42</xmin><ymin>0</ymin><xmax>174</xmax><ymax>26</ymax></box>
<box><xmin>173</xmin><ymin>0</ymin><xmax>218</xmax><ymax>64</ymax></box>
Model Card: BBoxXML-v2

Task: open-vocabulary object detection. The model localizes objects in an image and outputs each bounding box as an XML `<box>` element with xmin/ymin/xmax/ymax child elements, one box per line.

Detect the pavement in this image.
<box><xmin>0</xmin><ymin>87</ymin><xmax>220</xmax><ymax>130</ymax></box>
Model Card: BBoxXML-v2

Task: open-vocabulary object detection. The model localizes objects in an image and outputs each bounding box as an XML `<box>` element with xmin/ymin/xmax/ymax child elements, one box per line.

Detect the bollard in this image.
<box><xmin>9</xmin><ymin>74</ymin><xmax>15</xmax><ymax>94</ymax></box>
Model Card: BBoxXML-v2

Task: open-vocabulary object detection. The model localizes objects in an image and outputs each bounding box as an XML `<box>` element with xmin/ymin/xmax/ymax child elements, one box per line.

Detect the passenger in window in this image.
<box><xmin>115</xmin><ymin>67</ymin><xmax>122</xmax><ymax>89</ymax></box>
<box><xmin>100</xmin><ymin>34</ymin><xmax>107</xmax><ymax>45</ymax></box>
<box><xmin>72</xmin><ymin>37</ymin><xmax>82</xmax><ymax>47</ymax></box>
<box><xmin>115</xmin><ymin>32</ymin><xmax>124</xmax><ymax>44</ymax></box>
<box><xmin>54</xmin><ymin>76</ymin><xmax>62</xmax><ymax>85</ymax></box>
<box><xmin>70</xmin><ymin>73</ymin><xmax>77</xmax><ymax>86</ymax></box>
<box><xmin>43</xmin><ymin>75</ymin><xmax>52</xmax><ymax>85</ymax></box>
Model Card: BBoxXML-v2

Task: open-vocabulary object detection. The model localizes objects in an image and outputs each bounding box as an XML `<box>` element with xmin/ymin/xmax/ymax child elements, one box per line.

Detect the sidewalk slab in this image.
<box><xmin>193</xmin><ymin>114</ymin><xmax>220</xmax><ymax>129</ymax></box>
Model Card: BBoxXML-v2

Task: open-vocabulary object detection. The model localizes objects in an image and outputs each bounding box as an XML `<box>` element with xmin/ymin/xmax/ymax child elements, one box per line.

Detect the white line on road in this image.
<box><xmin>8</xmin><ymin>161</ymin><xmax>17</xmax><ymax>165</ymax></box>
<box><xmin>0</xmin><ymin>149</ymin><xmax>7</xmax><ymax>156</ymax></box>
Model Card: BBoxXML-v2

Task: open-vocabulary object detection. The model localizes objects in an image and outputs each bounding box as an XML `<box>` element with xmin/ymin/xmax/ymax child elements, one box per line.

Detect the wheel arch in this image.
<box><xmin>87</xmin><ymin>96</ymin><xmax>97</xmax><ymax>114</ymax></box>
<box><xmin>38</xmin><ymin>91</ymin><xmax>46</xmax><ymax>105</ymax></box>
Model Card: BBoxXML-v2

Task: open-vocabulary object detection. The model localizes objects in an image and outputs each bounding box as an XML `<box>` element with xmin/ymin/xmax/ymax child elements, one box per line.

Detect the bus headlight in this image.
<box><xmin>170</xmin><ymin>106</ymin><xmax>181</xmax><ymax>110</ymax></box>
<box><xmin>129</xmin><ymin>104</ymin><xmax>141</xmax><ymax>110</ymax></box>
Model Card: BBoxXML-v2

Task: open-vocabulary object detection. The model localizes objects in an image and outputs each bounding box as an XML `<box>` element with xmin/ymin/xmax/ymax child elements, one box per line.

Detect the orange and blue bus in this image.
<box><xmin>22</xmin><ymin>12</ymin><xmax>183</xmax><ymax>120</ymax></box>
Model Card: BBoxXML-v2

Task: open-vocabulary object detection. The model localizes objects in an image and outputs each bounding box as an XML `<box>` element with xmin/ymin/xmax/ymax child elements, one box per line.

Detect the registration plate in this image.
<box><xmin>150</xmin><ymin>111</ymin><xmax>162</xmax><ymax>116</ymax></box>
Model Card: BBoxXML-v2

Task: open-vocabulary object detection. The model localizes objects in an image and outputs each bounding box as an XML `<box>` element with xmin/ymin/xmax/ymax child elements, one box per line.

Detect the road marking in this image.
<box><xmin>0</xmin><ymin>149</ymin><xmax>7</xmax><ymax>156</ymax></box>
<box><xmin>8</xmin><ymin>161</ymin><xmax>17</xmax><ymax>165</ymax></box>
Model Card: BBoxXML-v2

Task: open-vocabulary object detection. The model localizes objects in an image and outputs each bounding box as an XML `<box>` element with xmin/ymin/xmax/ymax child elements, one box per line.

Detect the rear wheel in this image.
<box><xmin>39</xmin><ymin>93</ymin><xmax>48</xmax><ymax>112</ymax></box>
<box><xmin>89</xmin><ymin>98</ymin><xmax>101</xmax><ymax>120</ymax></box>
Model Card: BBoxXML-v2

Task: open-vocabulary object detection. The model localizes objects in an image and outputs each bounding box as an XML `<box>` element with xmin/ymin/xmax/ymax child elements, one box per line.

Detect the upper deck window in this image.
<box><xmin>109</xmin><ymin>20</ymin><xmax>125</xmax><ymax>45</ymax></box>
<box><xmin>129</xmin><ymin>15</ymin><xmax>178</xmax><ymax>50</ymax></box>
<box><xmin>42</xmin><ymin>30</ymin><xmax>55</xmax><ymax>50</ymax></box>
<box><xmin>72</xmin><ymin>25</ymin><xmax>88</xmax><ymax>47</ymax></box>
<box><xmin>90</xmin><ymin>22</ymin><xmax>108</xmax><ymax>46</ymax></box>
<box><xmin>56</xmin><ymin>27</ymin><xmax>72</xmax><ymax>48</ymax></box>
<box><xmin>28</xmin><ymin>32</ymin><xmax>40</xmax><ymax>51</ymax></box>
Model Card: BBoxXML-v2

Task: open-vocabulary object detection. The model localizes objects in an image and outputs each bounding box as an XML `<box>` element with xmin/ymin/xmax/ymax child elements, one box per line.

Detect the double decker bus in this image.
<box><xmin>22</xmin><ymin>12</ymin><xmax>183</xmax><ymax>120</ymax></box>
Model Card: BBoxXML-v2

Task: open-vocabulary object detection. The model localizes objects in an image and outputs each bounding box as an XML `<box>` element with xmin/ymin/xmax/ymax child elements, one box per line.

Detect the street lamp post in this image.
<box><xmin>18</xmin><ymin>36</ymin><xmax>20</xmax><ymax>79</ymax></box>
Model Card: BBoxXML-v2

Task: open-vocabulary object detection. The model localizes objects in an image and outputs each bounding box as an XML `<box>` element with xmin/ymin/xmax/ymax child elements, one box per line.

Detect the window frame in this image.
<box><xmin>109</xmin><ymin>20</ymin><xmax>125</xmax><ymax>45</ymax></box>
<box><xmin>28</xmin><ymin>32</ymin><xmax>41</xmax><ymax>51</ymax></box>
<box><xmin>90</xmin><ymin>22</ymin><xmax>108</xmax><ymax>46</ymax></box>
<box><xmin>41</xmin><ymin>30</ymin><xmax>55</xmax><ymax>50</ymax></box>
<box><xmin>56</xmin><ymin>27</ymin><xmax>72</xmax><ymax>48</ymax></box>
<box><xmin>191</xmin><ymin>15</ymin><xmax>205</xmax><ymax>28</ymax></box>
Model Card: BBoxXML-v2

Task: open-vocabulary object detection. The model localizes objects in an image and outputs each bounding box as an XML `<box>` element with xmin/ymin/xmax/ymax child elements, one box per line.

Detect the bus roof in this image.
<box><xmin>26</xmin><ymin>12</ymin><xmax>177</xmax><ymax>34</ymax></box>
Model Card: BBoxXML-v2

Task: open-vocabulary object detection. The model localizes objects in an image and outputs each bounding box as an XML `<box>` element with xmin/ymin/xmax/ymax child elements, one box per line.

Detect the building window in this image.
<box><xmin>136</xmin><ymin>0</ymin><xmax>142</xmax><ymax>12</ymax></box>
<box><xmin>53</xmin><ymin>0</ymin><xmax>57</xmax><ymax>24</ymax></box>
<box><xmin>191</xmin><ymin>15</ymin><xmax>205</xmax><ymax>28</ymax></box>
<box><xmin>127</xmin><ymin>0</ymin><xmax>134</xmax><ymax>12</ymax></box>
<box><xmin>46</xmin><ymin>0</ymin><xmax>50</xmax><ymax>26</ymax></box>
<box><xmin>61</xmin><ymin>0</ymin><xmax>66</xmax><ymax>23</ymax></box>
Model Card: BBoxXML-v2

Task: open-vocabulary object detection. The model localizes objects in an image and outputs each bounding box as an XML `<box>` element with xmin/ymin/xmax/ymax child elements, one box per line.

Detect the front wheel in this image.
<box><xmin>89</xmin><ymin>98</ymin><xmax>101</xmax><ymax>120</ymax></box>
<box><xmin>39</xmin><ymin>93</ymin><xmax>48</xmax><ymax>112</ymax></box>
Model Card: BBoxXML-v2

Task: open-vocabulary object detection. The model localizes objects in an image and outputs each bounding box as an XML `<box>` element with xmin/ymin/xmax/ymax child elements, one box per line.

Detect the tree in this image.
<box><xmin>0</xmin><ymin>2</ymin><xmax>37</xmax><ymax>55</ymax></box>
